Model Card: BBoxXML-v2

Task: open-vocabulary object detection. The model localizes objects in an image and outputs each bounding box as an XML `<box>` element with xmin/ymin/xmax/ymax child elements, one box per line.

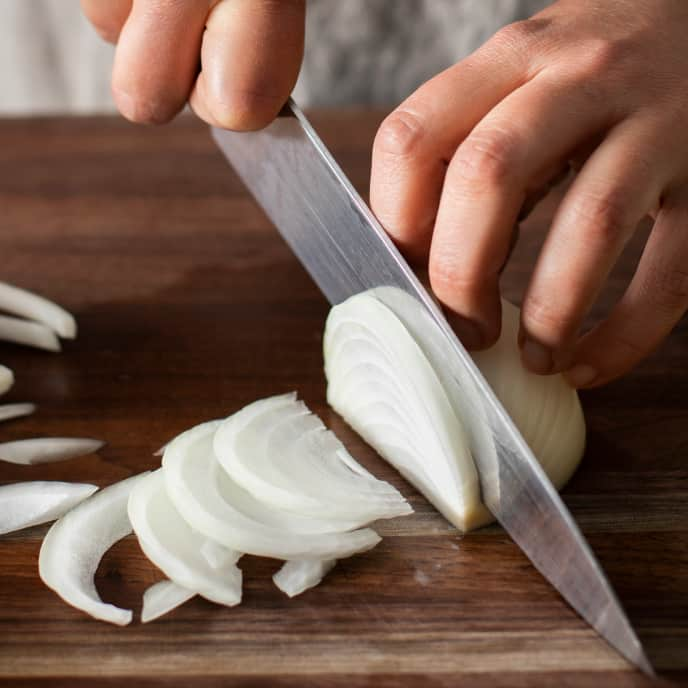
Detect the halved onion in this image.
<box><xmin>0</xmin><ymin>281</ymin><xmax>76</xmax><ymax>339</ymax></box>
<box><xmin>0</xmin><ymin>314</ymin><xmax>60</xmax><ymax>352</ymax></box>
<box><xmin>273</xmin><ymin>559</ymin><xmax>337</xmax><ymax>598</ymax></box>
<box><xmin>141</xmin><ymin>580</ymin><xmax>195</xmax><ymax>623</ymax></box>
<box><xmin>161</xmin><ymin>421</ymin><xmax>382</xmax><ymax>560</ymax></box>
<box><xmin>128</xmin><ymin>469</ymin><xmax>242</xmax><ymax>607</ymax></box>
<box><xmin>0</xmin><ymin>403</ymin><xmax>35</xmax><ymax>423</ymax></box>
<box><xmin>213</xmin><ymin>393</ymin><xmax>411</xmax><ymax>523</ymax></box>
<box><xmin>0</xmin><ymin>437</ymin><xmax>105</xmax><ymax>465</ymax></box>
<box><xmin>39</xmin><ymin>473</ymin><xmax>147</xmax><ymax>626</ymax></box>
<box><xmin>0</xmin><ymin>481</ymin><xmax>98</xmax><ymax>535</ymax></box>
<box><xmin>324</xmin><ymin>292</ymin><xmax>586</xmax><ymax>531</ymax></box>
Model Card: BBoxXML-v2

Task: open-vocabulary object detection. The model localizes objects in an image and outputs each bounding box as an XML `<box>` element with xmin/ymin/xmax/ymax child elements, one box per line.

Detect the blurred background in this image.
<box><xmin>0</xmin><ymin>0</ymin><xmax>548</xmax><ymax>116</ymax></box>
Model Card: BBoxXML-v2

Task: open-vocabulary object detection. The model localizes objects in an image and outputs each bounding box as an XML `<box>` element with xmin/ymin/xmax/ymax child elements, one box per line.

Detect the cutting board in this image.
<box><xmin>0</xmin><ymin>113</ymin><xmax>686</xmax><ymax>687</ymax></box>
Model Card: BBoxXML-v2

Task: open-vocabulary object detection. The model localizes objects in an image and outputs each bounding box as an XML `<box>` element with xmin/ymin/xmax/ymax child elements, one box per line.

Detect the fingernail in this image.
<box><xmin>453</xmin><ymin>318</ymin><xmax>484</xmax><ymax>350</ymax></box>
<box><xmin>521</xmin><ymin>338</ymin><xmax>553</xmax><ymax>374</ymax></box>
<box><xmin>564</xmin><ymin>364</ymin><xmax>597</xmax><ymax>388</ymax></box>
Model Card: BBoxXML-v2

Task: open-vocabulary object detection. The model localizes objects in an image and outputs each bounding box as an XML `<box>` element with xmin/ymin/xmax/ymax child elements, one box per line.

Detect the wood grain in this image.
<box><xmin>0</xmin><ymin>112</ymin><xmax>686</xmax><ymax>687</ymax></box>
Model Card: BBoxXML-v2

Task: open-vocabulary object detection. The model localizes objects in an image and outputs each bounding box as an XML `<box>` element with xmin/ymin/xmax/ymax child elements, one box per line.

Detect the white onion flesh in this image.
<box><xmin>162</xmin><ymin>421</ymin><xmax>382</xmax><ymax>560</ymax></box>
<box><xmin>213</xmin><ymin>393</ymin><xmax>411</xmax><ymax>523</ymax></box>
<box><xmin>128</xmin><ymin>469</ymin><xmax>242</xmax><ymax>607</ymax></box>
<box><xmin>273</xmin><ymin>559</ymin><xmax>337</xmax><ymax>597</ymax></box>
<box><xmin>141</xmin><ymin>580</ymin><xmax>195</xmax><ymax>623</ymax></box>
<box><xmin>0</xmin><ymin>314</ymin><xmax>60</xmax><ymax>352</ymax></box>
<box><xmin>0</xmin><ymin>481</ymin><xmax>98</xmax><ymax>535</ymax></box>
<box><xmin>0</xmin><ymin>402</ymin><xmax>35</xmax><ymax>423</ymax></box>
<box><xmin>0</xmin><ymin>437</ymin><xmax>105</xmax><ymax>465</ymax></box>
<box><xmin>0</xmin><ymin>281</ymin><xmax>76</xmax><ymax>339</ymax></box>
<box><xmin>39</xmin><ymin>473</ymin><xmax>147</xmax><ymax>626</ymax></box>
<box><xmin>200</xmin><ymin>538</ymin><xmax>242</xmax><ymax>569</ymax></box>
<box><xmin>324</xmin><ymin>292</ymin><xmax>586</xmax><ymax>532</ymax></box>
<box><xmin>0</xmin><ymin>365</ymin><xmax>14</xmax><ymax>396</ymax></box>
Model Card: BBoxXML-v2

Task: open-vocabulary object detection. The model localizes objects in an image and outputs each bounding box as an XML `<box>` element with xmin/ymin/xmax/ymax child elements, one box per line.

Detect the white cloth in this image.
<box><xmin>0</xmin><ymin>0</ymin><xmax>549</xmax><ymax>115</ymax></box>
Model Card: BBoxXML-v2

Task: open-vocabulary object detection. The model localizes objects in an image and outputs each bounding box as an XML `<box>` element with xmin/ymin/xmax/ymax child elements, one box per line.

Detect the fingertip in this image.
<box><xmin>111</xmin><ymin>87</ymin><xmax>180</xmax><ymax>125</ymax></box>
<box><xmin>563</xmin><ymin>363</ymin><xmax>598</xmax><ymax>389</ymax></box>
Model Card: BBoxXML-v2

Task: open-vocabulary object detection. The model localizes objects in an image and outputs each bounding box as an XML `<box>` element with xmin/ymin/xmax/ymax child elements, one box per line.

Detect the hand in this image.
<box><xmin>81</xmin><ymin>0</ymin><xmax>305</xmax><ymax>129</ymax></box>
<box><xmin>370</xmin><ymin>0</ymin><xmax>688</xmax><ymax>388</ymax></box>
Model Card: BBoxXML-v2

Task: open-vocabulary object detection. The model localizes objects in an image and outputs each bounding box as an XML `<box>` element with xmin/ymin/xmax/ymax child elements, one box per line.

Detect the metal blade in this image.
<box><xmin>211</xmin><ymin>100</ymin><xmax>652</xmax><ymax>675</ymax></box>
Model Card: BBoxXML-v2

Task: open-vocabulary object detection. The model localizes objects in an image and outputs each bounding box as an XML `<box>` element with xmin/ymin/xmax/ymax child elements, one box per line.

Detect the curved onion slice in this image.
<box><xmin>141</xmin><ymin>580</ymin><xmax>195</xmax><ymax>623</ymax></box>
<box><xmin>162</xmin><ymin>421</ymin><xmax>381</xmax><ymax>560</ymax></box>
<box><xmin>0</xmin><ymin>365</ymin><xmax>13</xmax><ymax>396</ymax></box>
<box><xmin>128</xmin><ymin>470</ymin><xmax>242</xmax><ymax>607</ymax></box>
<box><xmin>324</xmin><ymin>292</ymin><xmax>585</xmax><ymax>531</ymax></box>
<box><xmin>0</xmin><ymin>481</ymin><xmax>98</xmax><ymax>535</ymax></box>
<box><xmin>325</xmin><ymin>294</ymin><xmax>488</xmax><ymax>531</ymax></box>
<box><xmin>0</xmin><ymin>281</ymin><xmax>76</xmax><ymax>339</ymax></box>
<box><xmin>0</xmin><ymin>403</ymin><xmax>35</xmax><ymax>423</ymax></box>
<box><xmin>0</xmin><ymin>437</ymin><xmax>104</xmax><ymax>465</ymax></box>
<box><xmin>0</xmin><ymin>314</ymin><xmax>60</xmax><ymax>352</ymax></box>
<box><xmin>213</xmin><ymin>394</ymin><xmax>411</xmax><ymax>523</ymax></box>
<box><xmin>273</xmin><ymin>559</ymin><xmax>337</xmax><ymax>598</ymax></box>
<box><xmin>39</xmin><ymin>473</ymin><xmax>147</xmax><ymax>626</ymax></box>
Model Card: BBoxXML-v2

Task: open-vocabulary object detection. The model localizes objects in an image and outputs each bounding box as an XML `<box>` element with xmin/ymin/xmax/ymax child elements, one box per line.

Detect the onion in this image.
<box><xmin>213</xmin><ymin>393</ymin><xmax>411</xmax><ymax>523</ymax></box>
<box><xmin>273</xmin><ymin>559</ymin><xmax>337</xmax><ymax>598</ymax></box>
<box><xmin>0</xmin><ymin>481</ymin><xmax>98</xmax><ymax>535</ymax></box>
<box><xmin>324</xmin><ymin>292</ymin><xmax>586</xmax><ymax>531</ymax></box>
<box><xmin>0</xmin><ymin>314</ymin><xmax>60</xmax><ymax>352</ymax></box>
<box><xmin>162</xmin><ymin>420</ymin><xmax>382</xmax><ymax>560</ymax></box>
<box><xmin>0</xmin><ymin>403</ymin><xmax>35</xmax><ymax>423</ymax></box>
<box><xmin>128</xmin><ymin>469</ymin><xmax>242</xmax><ymax>607</ymax></box>
<box><xmin>39</xmin><ymin>473</ymin><xmax>147</xmax><ymax>626</ymax></box>
<box><xmin>0</xmin><ymin>281</ymin><xmax>76</xmax><ymax>339</ymax></box>
<box><xmin>0</xmin><ymin>365</ymin><xmax>14</xmax><ymax>396</ymax></box>
<box><xmin>0</xmin><ymin>437</ymin><xmax>105</xmax><ymax>465</ymax></box>
<box><xmin>141</xmin><ymin>580</ymin><xmax>195</xmax><ymax>623</ymax></box>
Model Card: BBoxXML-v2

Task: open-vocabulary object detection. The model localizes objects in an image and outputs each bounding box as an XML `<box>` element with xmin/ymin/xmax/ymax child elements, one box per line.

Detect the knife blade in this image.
<box><xmin>212</xmin><ymin>100</ymin><xmax>652</xmax><ymax>675</ymax></box>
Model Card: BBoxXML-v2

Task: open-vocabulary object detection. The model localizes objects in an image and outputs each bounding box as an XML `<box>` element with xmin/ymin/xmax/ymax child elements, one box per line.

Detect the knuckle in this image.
<box><xmin>639</xmin><ymin>263</ymin><xmax>688</xmax><ymax>317</ymax></box>
<box><xmin>208</xmin><ymin>89</ymin><xmax>284</xmax><ymax>131</ymax></box>
<box><xmin>567</xmin><ymin>186</ymin><xmax>632</xmax><ymax>246</ymax></box>
<box><xmin>522</xmin><ymin>293</ymin><xmax>572</xmax><ymax>344</ymax></box>
<box><xmin>575</xmin><ymin>38</ymin><xmax>626</xmax><ymax>80</ymax></box>
<box><xmin>451</xmin><ymin>126</ymin><xmax>521</xmax><ymax>187</ymax></box>
<box><xmin>429</xmin><ymin>254</ymin><xmax>481</xmax><ymax>303</ymax></box>
<box><xmin>492</xmin><ymin>19</ymin><xmax>548</xmax><ymax>54</ymax></box>
<box><xmin>374</xmin><ymin>109</ymin><xmax>426</xmax><ymax>159</ymax></box>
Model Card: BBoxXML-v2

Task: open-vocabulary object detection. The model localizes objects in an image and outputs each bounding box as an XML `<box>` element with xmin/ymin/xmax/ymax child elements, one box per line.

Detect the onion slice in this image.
<box><xmin>141</xmin><ymin>580</ymin><xmax>195</xmax><ymax>623</ymax></box>
<box><xmin>0</xmin><ymin>314</ymin><xmax>60</xmax><ymax>352</ymax></box>
<box><xmin>162</xmin><ymin>421</ymin><xmax>382</xmax><ymax>559</ymax></box>
<box><xmin>273</xmin><ymin>559</ymin><xmax>337</xmax><ymax>597</ymax></box>
<box><xmin>0</xmin><ymin>437</ymin><xmax>105</xmax><ymax>465</ymax></box>
<box><xmin>0</xmin><ymin>365</ymin><xmax>13</xmax><ymax>396</ymax></box>
<box><xmin>0</xmin><ymin>281</ymin><xmax>76</xmax><ymax>339</ymax></box>
<box><xmin>128</xmin><ymin>469</ymin><xmax>242</xmax><ymax>607</ymax></box>
<box><xmin>0</xmin><ymin>403</ymin><xmax>35</xmax><ymax>423</ymax></box>
<box><xmin>39</xmin><ymin>473</ymin><xmax>147</xmax><ymax>626</ymax></box>
<box><xmin>0</xmin><ymin>481</ymin><xmax>98</xmax><ymax>535</ymax></box>
<box><xmin>214</xmin><ymin>393</ymin><xmax>411</xmax><ymax>523</ymax></box>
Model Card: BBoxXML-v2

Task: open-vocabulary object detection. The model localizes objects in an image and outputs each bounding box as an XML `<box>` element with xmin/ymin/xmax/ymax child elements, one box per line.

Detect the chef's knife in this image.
<box><xmin>212</xmin><ymin>100</ymin><xmax>652</xmax><ymax>675</ymax></box>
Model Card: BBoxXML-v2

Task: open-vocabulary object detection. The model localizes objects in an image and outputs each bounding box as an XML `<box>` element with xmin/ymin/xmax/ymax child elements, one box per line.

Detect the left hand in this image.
<box><xmin>370</xmin><ymin>0</ymin><xmax>688</xmax><ymax>388</ymax></box>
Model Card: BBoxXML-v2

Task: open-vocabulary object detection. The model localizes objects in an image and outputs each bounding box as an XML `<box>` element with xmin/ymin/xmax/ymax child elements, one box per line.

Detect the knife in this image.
<box><xmin>212</xmin><ymin>100</ymin><xmax>652</xmax><ymax>675</ymax></box>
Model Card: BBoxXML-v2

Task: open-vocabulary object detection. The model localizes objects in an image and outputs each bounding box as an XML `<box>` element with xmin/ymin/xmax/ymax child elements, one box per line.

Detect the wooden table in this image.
<box><xmin>0</xmin><ymin>112</ymin><xmax>686</xmax><ymax>687</ymax></box>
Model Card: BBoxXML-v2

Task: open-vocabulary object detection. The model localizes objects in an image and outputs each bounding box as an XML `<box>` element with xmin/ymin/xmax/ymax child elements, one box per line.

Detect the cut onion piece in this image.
<box><xmin>39</xmin><ymin>473</ymin><xmax>147</xmax><ymax>626</ymax></box>
<box><xmin>200</xmin><ymin>538</ymin><xmax>242</xmax><ymax>569</ymax></box>
<box><xmin>0</xmin><ymin>365</ymin><xmax>14</xmax><ymax>396</ymax></box>
<box><xmin>214</xmin><ymin>394</ymin><xmax>411</xmax><ymax>523</ymax></box>
<box><xmin>141</xmin><ymin>580</ymin><xmax>195</xmax><ymax>623</ymax></box>
<box><xmin>0</xmin><ymin>437</ymin><xmax>105</xmax><ymax>465</ymax></box>
<box><xmin>273</xmin><ymin>559</ymin><xmax>337</xmax><ymax>598</ymax></box>
<box><xmin>162</xmin><ymin>421</ymin><xmax>382</xmax><ymax>560</ymax></box>
<box><xmin>324</xmin><ymin>292</ymin><xmax>586</xmax><ymax>532</ymax></box>
<box><xmin>0</xmin><ymin>314</ymin><xmax>60</xmax><ymax>352</ymax></box>
<box><xmin>0</xmin><ymin>281</ymin><xmax>76</xmax><ymax>339</ymax></box>
<box><xmin>128</xmin><ymin>469</ymin><xmax>242</xmax><ymax>607</ymax></box>
<box><xmin>0</xmin><ymin>481</ymin><xmax>98</xmax><ymax>535</ymax></box>
<box><xmin>0</xmin><ymin>403</ymin><xmax>35</xmax><ymax>423</ymax></box>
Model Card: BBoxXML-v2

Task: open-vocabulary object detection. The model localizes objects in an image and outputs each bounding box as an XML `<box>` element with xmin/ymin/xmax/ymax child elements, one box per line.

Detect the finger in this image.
<box><xmin>519</xmin><ymin>115</ymin><xmax>673</xmax><ymax>374</ymax></box>
<box><xmin>80</xmin><ymin>0</ymin><xmax>132</xmax><ymax>43</ymax></box>
<box><xmin>564</xmin><ymin>194</ymin><xmax>688</xmax><ymax>388</ymax></box>
<box><xmin>428</xmin><ymin>73</ymin><xmax>614</xmax><ymax>348</ymax></box>
<box><xmin>189</xmin><ymin>0</ymin><xmax>305</xmax><ymax>130</ymax></box>
<box><xmin>111</xmin><ymin>0</ymin><xmax>210</xmax><ymax>124</ymax></box>
<box><xmin>369</xmin><ymin>22</ymin><xmax>539</xmax><ymax>264</ymax></box>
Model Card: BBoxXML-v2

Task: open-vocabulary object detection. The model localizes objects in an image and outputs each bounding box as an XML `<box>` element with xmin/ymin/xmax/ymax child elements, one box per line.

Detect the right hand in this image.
<box><xmin>81</xmin><ymin>0</ymin><xmax>306</xmax><ymax>130</ymax></box>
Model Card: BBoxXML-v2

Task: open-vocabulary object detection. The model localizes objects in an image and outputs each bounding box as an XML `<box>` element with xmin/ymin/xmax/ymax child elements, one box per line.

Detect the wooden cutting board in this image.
<box><xmin>0</xmin><ymin>113</ymin><xmax>685</xmax><ymax>688</ymax></box>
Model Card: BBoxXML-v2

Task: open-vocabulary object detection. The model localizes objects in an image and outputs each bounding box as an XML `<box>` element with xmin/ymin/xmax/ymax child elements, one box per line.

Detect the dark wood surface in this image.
<box><xmin>0</xmin><ymin>112</ymin><xmax>686</xmax><ymax>687</ymax></box>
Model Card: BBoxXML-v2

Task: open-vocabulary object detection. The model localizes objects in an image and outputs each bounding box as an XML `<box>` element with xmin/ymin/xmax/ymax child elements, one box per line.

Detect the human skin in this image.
<box><xmin>83</xmin><ymin>0</ymin><xmax>688</xmax><ymax>388</ymax></box>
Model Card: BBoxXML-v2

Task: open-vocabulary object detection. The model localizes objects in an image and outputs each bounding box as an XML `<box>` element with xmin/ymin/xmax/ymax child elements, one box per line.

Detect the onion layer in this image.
<box><xmin>141</xmin><ymin>580</ymin><xmax>195</xmax><ymax>623</ymax></box>
<box><xmin>0</xmin><ymin>437</ymin><xmax>105</xmax><ymax>465</ymax></box>
<box><xmin>273</xmin><ymin>559</ymin><xmax>337</xmax><ymax>597</ymax></box>
<box><xmin>0</xmin><ymin>403</ymin><xmax>35</xmax><ymax>423</ymax></box>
